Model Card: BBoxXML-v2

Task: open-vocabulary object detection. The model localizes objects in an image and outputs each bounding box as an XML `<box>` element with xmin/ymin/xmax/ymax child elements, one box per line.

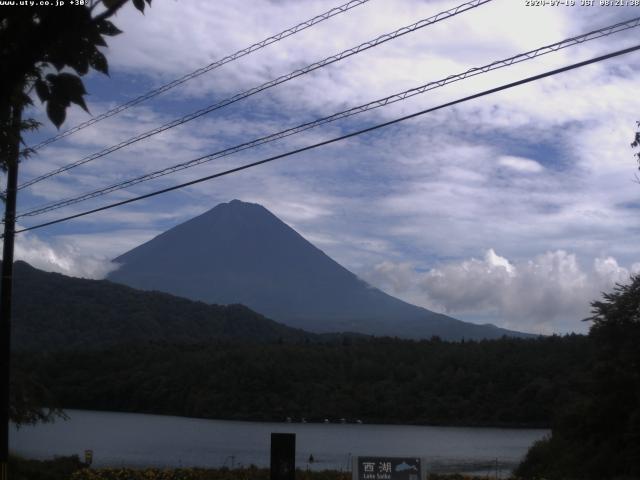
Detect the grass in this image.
<box><xmin>9</xmin><ymin>456</ymin><xmax>507</xmax><ymax>480</ymax></box>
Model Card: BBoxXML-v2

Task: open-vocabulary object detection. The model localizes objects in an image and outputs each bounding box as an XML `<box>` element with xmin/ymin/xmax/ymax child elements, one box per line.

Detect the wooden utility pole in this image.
<box><xmin>0</xmin><ymin>104</ymin><xmax>22</xmax><ymax>480</ymax></box>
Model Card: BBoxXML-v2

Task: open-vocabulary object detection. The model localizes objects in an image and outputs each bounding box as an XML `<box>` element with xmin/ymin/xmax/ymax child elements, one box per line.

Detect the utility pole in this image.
<box><xmin>0</xmin><ymin>104</ymin><xmax>22</xmax><ymax>480</ymax></box>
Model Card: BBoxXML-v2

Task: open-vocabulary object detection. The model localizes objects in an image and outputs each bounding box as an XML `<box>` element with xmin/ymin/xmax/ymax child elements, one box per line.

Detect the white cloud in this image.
<box><xmin>485</xmin><ymin>248</ymin><xmax>516</xmax><ymax>274</ymax></box>
<box><xmin>11</xmin><ymin>232</ymin><xmax>118</xmax><ymax>279</ymax></box>
<box><xmin>364</xmin><ymin>249</ymin><xmax>638</xmax><ymax>334</ymax></box>
<box><xmin>498</xmin><ymin>155</ymin><xmax>544</xmax><ymax>173</ymax></box>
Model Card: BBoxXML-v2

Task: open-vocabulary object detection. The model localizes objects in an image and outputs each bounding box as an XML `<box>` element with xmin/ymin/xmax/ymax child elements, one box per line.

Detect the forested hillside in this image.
<box><xmin>17</xmin><ymin>335</ymin><xmax>592</xmax><ymax>427</ymax></box>
<box><xmin>9</xmin><ymin>261</ymin><xmax>315</xmax><ymax>351</ymax></box>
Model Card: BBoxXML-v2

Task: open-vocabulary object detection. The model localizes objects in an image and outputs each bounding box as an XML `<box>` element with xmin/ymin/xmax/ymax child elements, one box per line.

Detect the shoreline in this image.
<box><xmin>45</xmin><ymin>408</ymin><xmax>551</xmax><ymax>431</ymax></box>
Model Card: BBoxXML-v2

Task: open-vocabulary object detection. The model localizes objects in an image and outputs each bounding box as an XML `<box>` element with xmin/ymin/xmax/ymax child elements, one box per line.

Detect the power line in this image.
<box><xmin>17</xmin><ymin>0</ymin><xmax>493</xmax><ymax>191</ymax></box>
<box><xmin>17</xmin><ymin>15</ymin><xmax>640</xmax><ymax>219</ymax></box>
<box><xmin>13</xmin><ymin>43</ymin><xmax>640</xmax><ymax>236</ymax></box>
<box><xmin>20</xmin><ymin>0</ymin><xmax>372</xmax><ymax>154</ymax></box>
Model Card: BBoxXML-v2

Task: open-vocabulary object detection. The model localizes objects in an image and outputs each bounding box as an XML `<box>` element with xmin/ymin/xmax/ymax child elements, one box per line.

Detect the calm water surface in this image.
<box><xmin>12</xmin><ymin>410</ymin><xmax>548</xmax><ymax>477</ymax></box>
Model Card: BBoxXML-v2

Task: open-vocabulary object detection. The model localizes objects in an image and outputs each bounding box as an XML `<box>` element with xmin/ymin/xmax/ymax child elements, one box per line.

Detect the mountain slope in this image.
<box><xmin>8</xmin><ymin>261</ymin><xmax>315</xmax><ymax>352</ymax></box>
<box><xmin>108</xmin><ymin>200</ymin><xmax>530</xmax><ymax>340</ymax></box>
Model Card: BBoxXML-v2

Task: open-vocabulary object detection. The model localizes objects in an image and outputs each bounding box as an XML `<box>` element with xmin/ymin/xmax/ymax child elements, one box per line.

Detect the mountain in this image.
<box><xmin>8</xmin><ymin>261</ymin><xmax>316</xmax><ymax>352</ymax></box>
<box><xmin>108</xmin><ymin>200</ymin><xmax>531</xmax><ymax>340</ymax></box>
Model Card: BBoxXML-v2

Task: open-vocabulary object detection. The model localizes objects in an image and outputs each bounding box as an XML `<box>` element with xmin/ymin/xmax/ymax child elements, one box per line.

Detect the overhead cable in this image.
<box><xmin>17</xmin><ymin>0</ymin><xmax>493</xmax><ymax>190</ymax></box>
<box><xmin>17</xmin><ymin>15</ymin><xmax>640</xmax><ymax>219</ymax></box>
<box><xmin>21</xmin><ymin>0</ymin><xmax>373</xmax><ymax>153</ymax></box>
<box><xmin>13</xmin><ymin>43</ymin><xmax>640</xmax><ymax>235</ymax></box>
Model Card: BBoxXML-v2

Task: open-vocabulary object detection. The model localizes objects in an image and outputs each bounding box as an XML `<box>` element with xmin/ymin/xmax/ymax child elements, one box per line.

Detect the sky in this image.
<box><xmin>8</xmin><ymin>0</ymin><xmax>640</xmax><ymax>335</ymax></box>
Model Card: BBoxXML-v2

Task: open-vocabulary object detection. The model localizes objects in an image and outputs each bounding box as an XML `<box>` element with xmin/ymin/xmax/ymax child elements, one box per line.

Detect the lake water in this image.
<box><xmin>11</xmin><ymin>410</ymin><xmax>548</xmax><ymax>477</ymax></box>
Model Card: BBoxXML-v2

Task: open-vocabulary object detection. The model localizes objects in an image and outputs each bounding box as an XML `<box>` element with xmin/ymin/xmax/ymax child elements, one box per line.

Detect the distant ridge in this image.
<box><xmin>108</xmin><ymin>200</ymin><xmax>532</xmax><ymax>340</ymax></box>
<box><xmin>8</xmin><ymin>261</ymin><xmax>315</xmax><ymax>352</ymax></box>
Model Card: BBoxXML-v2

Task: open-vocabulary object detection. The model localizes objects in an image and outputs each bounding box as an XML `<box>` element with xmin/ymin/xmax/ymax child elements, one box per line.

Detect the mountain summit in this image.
<box><xmin>108</xmin><ymin>200</ymin><xmax>529</xmax><ymax>340</ymax></box>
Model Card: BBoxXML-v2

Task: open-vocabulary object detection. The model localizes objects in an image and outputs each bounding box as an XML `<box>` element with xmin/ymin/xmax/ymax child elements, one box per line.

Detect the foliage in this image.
<box><xmin>10</xmin><ymin>363</ymin><xmax>66</xmax><ymax>427</ymax></box>
<box><xmin>71</xmin><ymin>466</ymin><xmax>349</xmax><ymax>480</ymax></box>
<box><xmin>1</xmin><ymin>0</ymin><xmax>150</xmax><ymax>427</ymax></box>
<box><xmin>18</xmin><ymin>334</ymin><xmax>592</xmax><ymax>428</ymax></box>
<box><xmin>632</xmin><ymin>123</ymin><xmax>640</xmax><ymax>173</ymax></box>
<box><xmin>7</xmin><ymin>457</ymin><xmax>501</xmax><ymax>480</ymax></box>
<box><xmin>6</xmin><ymin>458</ymin><xmax>501</xmax><ymax>480</ymax></box>
<box><xmin>516</xmin><ymin>275</ymin><xmax>640</xmax><ymax>479</ymax></box>
<box><xmin>9</xmin><ymin>454</ymin><xmax>87</xmax><ymax>480</ymax></box>
<box><xmin>69</xmin><ymin>466</ymin><xmax>495</xmax><ymax>480</ymax></box>
<box><xmin>0</xmin><ymin>0</ymin><xmax>151</xmax><ymax>151</ymax></box>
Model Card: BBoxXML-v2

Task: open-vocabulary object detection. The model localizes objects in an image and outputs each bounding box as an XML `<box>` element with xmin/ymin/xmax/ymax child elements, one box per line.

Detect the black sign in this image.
<box><xmin>355</xmin><ymin>457</ymin><xmax>421</xmax><ymax>480</ymax></box>
<box><xmin>270</xmin><ymin>433</ymin><xmax>295</xmax><ymax>480</ymax></box>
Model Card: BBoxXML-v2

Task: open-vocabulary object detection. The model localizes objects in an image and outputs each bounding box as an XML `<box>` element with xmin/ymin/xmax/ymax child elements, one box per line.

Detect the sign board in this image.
<box><xmin>353</xmin><ymin>457</ymin><xmax>422</xmax><ymax>480</ymax></box>
<box><xmin>270</xmin><ymin>433</ymin><xmax>295</xmax><ymax>480</ymax></box>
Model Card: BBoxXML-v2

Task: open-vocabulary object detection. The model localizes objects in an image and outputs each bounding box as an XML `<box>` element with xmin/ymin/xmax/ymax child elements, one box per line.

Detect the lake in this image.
<box><xmin>11</xmin><ymin>410</ymin><xmax>548</xmax><ymax>477</ymax></box>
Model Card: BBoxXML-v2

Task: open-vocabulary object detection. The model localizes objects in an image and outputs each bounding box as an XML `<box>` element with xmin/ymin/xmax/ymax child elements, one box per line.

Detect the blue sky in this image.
<box><xmin>9</xmin><ymin>0</ymin><xmax>640</xmax><ymax>334</ymax></box>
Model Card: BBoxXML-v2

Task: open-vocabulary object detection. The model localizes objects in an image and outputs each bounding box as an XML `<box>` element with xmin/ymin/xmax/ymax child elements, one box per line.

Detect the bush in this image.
<box><xmin>9</xmin><ymin>454</ymin><xmax>87</xmax><ymax>480</ymax></box>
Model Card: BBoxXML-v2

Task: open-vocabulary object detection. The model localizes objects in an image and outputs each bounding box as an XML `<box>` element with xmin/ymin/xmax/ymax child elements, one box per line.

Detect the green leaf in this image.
<box><xmin>48</xmin><ymin>73</ymin><xmax>89</xmax><ymax>114</ymax></box>
<box><xmin>71</xmin><ymin>94</ymin><xmax>89</xmax><ymax>114</ymax></box>
<box><xmin>93</xmin><ymin>34</ymin><xmax>108</xmax><ymax>48</ymax></box>
<box><xmin>89</xmin><ymin>50</ymin><xmax>109</xmax><ymax>76</ymax></box>
<box><xmin>132</xmin><ymin>0</ymin><xmax>146</xmax><ymax>13</ymax></box>
<box><xmin>20</xmin><ymin>119</ymin><xmax>41</xmax><ymax>132</ymax></box>
<box><xmin>51</xmin><ymin>59</ymin><xmax>65</xmax><ymax>71</ymax></box>
<box><xmin>55</xmin><ymin>73</ymin><xmax>87</xmax><ymax>96</ymax></box>
<box><xmin>68</xmin><ymin>47</ymin><xmax>90</xmax><ymax>76</ymax></box>
<box><xmin>86</xmin><ymin>25</ymin><xmax>108</xmax><ymax>47</ymax></box>
<box><xmin>34</xmin><ymin>80</ymin><xmax>50</xmax><ymax>103</ymax></box>
<box><xmin>97</xmin><ymin>20</ymin><xmax>122</xmax><ymax>37</ymax></box>
<box><xmin>19</xmin><ymin>91</ymin><xmax>33</xmax><ymax>108</ymax></box>
<box><xmin>46</xmin><ymin>101</ymin><xmax>66</xmax><ymax>129</ymax></box>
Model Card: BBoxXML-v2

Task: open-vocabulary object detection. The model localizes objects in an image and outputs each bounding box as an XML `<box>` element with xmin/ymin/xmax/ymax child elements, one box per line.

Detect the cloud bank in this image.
<box><xmin>11</xmin><ymin>232</ymin><xmax>119</xmax><ymax>279</ymax></box>
<box><xmin>365</xmin><ymin>249</ymin><xmax>640</xmax><ymax>334</ymax></box>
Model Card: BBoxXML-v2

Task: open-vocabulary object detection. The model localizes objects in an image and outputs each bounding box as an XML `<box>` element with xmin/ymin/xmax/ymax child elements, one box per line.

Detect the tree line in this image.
<box><xmin>516</xmin><ymin>276</ymin><xmax>640</xmax><ymax>479</ymax></box>
<box><xmin>16</xmin><ymin>334</ymin><xmax>592</xmax><ymax>428</ymax></box>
